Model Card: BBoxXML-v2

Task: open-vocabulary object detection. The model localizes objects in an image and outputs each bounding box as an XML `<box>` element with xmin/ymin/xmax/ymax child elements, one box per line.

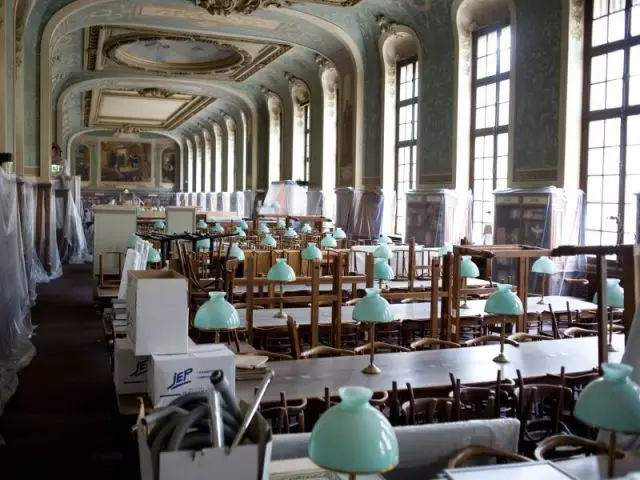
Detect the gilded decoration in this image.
<box><xmin>192</xmin><ymin>0</ymin><xmax>361</xmax><ymax>16</ymax></box>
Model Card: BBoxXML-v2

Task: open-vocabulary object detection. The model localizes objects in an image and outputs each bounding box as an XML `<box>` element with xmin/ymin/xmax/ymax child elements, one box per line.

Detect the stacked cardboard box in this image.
<box><xmin>114</xmin><ymin>269</ymin><xmax>235</xmax><ymax>406</ymax></box>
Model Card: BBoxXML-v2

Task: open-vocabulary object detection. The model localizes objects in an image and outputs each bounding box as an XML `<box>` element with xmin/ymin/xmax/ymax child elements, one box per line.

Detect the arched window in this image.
<box><xmin>213</xmin><ymin>122</ymin><xmax>223</xmax><ymax>192</ymax></box>
<box><xmin>583</xmin><ymin>0</ymin><xmax>640</xmax><ymax>245</ymax></box>
<box><xmin>225</xmin><ymin>115</ymin><xmax>236</xmax><ymax>192</ymax></box>
<box><xmin>203</xmin><ymin>129</ymin><xmax>212</xmax><ymax>192</ymax></box>
<box><xmin>470</xmin><ymin>23</ymin><xmax>512</xmax><ymax>242</ymax></box>
<box><xmin>264</xmin><ymin>88</ymin><xmax>282</xmax><ymax>184</ymax></box>
<box><xmin>318</xmin><ymin>56</ymin><xmax>339</xmax><ymax>220</ymax></box>
<box><xmin>287</xmin><ymin>73</ymin><xmax>311</xmax><ymax>182</ymax></box>
<box><xmin>394</xmin><ymin>57</ymin><xmax>419</xmax><ymax>235</ymax></box>
<box><xmin>379</xmin><ymin>21</ymin><xmax>420</xmax><ymax>237</ymax></box>
<box><xmin>194</xmin><ymin>133</ymin><xmax>203</xmax><ymax>192</ymax></box>
<box><xmin>186</xmin><ymin>138</ymin><xmax>194</xmax><ymax>193</ymax></box>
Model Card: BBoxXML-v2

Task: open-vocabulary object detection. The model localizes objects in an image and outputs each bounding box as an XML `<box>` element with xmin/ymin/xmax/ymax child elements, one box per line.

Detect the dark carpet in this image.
<box><xmin>0</xmin><ymin>264</ymin><xmax>139</xmax><ymax>479</ymax></box>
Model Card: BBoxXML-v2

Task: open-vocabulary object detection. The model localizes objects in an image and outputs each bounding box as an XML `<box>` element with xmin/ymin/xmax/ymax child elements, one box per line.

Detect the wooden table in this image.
<box><xmin>235</xmin><ymin>336</ymin><xmax>624</xmax><ymax>402</ymax></box>
<box><xmin>556</xmin><ymin>454</ymin><xmax>640</xmax><ymax>478</ymax></box>
<box><xmin>239</xmin><ymin>296</ymin><xmax>598</xmax><ymax>329</ymax></box>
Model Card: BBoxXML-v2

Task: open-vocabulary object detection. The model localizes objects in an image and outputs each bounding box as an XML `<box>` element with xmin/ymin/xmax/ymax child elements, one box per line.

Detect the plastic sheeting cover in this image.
<box><xmin>405</xmin><ymin>189</ymin><xmax>471</xmax><ymax>246</ymax></box>
<box><xmin>0</xmin><ymin>169</ymin><xmax>36</xmax><ymax>413</ymax></box>
<box><xmin>19</xmin><ymin>182</ymin><xmax>48</xmax><ymax>298</ymax></box>
<box><xmin>335</xmin><ymin>188</ymin><xmax>385</xmax><ymax>239</ymax></box>
<box><xmin>230</xmin><ymin>192</ymin><xmax>245</xmax><ymax>218</ymax></box>
<box><xmin>54</xmin><ymin>181</ymin><xmax>91</xmax><ymax>265</ymax></box>
<box><xmin>260</xmin><ymin>181</ymin><xmax>308</xmax><ymax>216</ymax></box>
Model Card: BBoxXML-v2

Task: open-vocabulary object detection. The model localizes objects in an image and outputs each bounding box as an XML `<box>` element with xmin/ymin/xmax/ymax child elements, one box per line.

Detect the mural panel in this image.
<box><xmin>161</xmin><ymin>148</ymin><xmax>178</xmax><ymax>184</ymax></box>
<box><xmin>100</xmin><ymin>141</ymin><xmax>152</xmax><ymax>183</ymax></box>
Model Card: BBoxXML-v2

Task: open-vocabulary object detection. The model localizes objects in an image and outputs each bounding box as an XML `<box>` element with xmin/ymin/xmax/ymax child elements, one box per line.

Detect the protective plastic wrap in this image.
<box><xmin>19</xmin><ymin>181</ymin><xmax>48</xmax><ymax>296</ymax></box>
<box><xmin>230</xmin><ymin>191</ymin><xmax>245</xmax><ymax>217</ymax></box>
<box><xmin>217</xmin><ymin>192</ymin><xmax>231</xmax><ymax>213</ymax></box>
<box><xmin>259</xmin><ymin>181</ymin><xmax>308</xmax><ymax>216</ymax></box>
<box><xmin>492</xmin><ymin>187</ymin><xmax>585</xmax><ymax>296</ymax></box>
<box><xmin>38</xmin><ymin>186</ymin><xmax>62</xmax><ymax>281</ymax></box>
<box><xmin>175</xmin><ymin>193</ymin><xmax>186</xmax><ymax>206</ymax></box>
<box><xmin>54</xmin><ymin>179</ymin><xmax>90</xmax><ymax>265</ymax></box>
<box><xmin>243</xmin><ymin>190</ymin><xmax>265</xmax><ymax>219</ymax></box>
<box><xmin>380</xmin><ymin>188</ymin><xmax>396</xmax><ymax>237</ymax></box>
<box><xmin>405</xmin><ymin>189</ymin><xmax>472</xmax><ymax>246</ymax></box>
<box><xmin>0</xmin><ymin>169</ymin><xmax>36</xmax><ymax>414</ymax></box>
<box><xmin>335</xmin><ymin>188</ymin><xmax>384</xmax><ymax>239</ymax></box>
<box><xmin>205</xmin><ymin>192</ymin><xmax>215</xmax><ymax>211</ymax></box>
<box><xmin>197</xmin><ymin>193</ymin><xmax>206</xmax><ymax>210</ymax></box>
<box><xmin>187</xmin><ymin>193</ymin><xmax>197</xmax><ymax>207</ymax></box>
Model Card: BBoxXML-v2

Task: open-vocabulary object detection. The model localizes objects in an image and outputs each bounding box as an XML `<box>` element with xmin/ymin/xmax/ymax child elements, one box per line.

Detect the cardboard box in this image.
<box><xmin>126</xmin><ymin>270</ymin><xmax>189</xmax><ymax>356</ymax></box>
<box><xmin>114</xmin><ymin>338</ymin><xmax>149</xmax><ymax>395</ymax></box>
<box><xmin>148</xmin><ymin>344</ymin><xmax>235</xmax><ymax>407</ymax></box>
<box><xmin>137</xmin><ymin>400</ymin><xmax>272</xmax><ymax>480</ymax></box>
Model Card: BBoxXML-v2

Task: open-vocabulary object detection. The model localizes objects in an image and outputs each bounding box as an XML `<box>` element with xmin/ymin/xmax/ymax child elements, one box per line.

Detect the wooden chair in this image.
<box><xmin>300</xmin><ymin>346</ymin><xmax>356</xmax><ymax>358</ymax></box>
<box><xmin>354</xmin><ymin>342</ymin><xmax>410</xmax><ymax>354</ymax></box>
<box><xmin>508</xmin><ymin>333</ymin><xmax>553</xmax><ymax>342</ymax></box>
<box><xmin>563</xmin><ymin>327</ymin><xmax>598</xmax><ymax>338</ymax></box>
<box><xmin>534</xmin><ymin>434</ymin><xmax>627</xmax><ymax>461</ymax></box>
<box><xmin>464</xmin><ymin>335</ymin><xmax>519</xmax><ymax>347</ymax></box>
<box><xmin>238</xmin><ymin>350</ymin><xmax>293</xmax><ymax>361</ymax></box>
<box><xmin>410</xmin><ymin>338</ymin><xmax>461</xmax><ymax>350</ymax></box>
<box><xmin>402</xmin><ymin>382</ymin><xmax>455</xmax><ymax>425</ymax></box>
<box><xmin>450</xmin><ymin>371</ymin><xmax>517</xmax><ymax>420</ymax></box>
<box><xmin>260</xmin><ymin>391</ymin><xmax>307</xmax><ymax>434</ymax></box>
<box><xmin>447</xmin><ymin>446</ymin><xmax>532</xmax><ymax>468</ymax></box>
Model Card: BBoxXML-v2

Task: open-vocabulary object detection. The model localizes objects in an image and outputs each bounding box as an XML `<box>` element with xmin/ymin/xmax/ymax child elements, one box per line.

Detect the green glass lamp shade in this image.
<box><xmin>575</xmin><ymin>363</ymin><xmax>640</xmax><ymax>433</ymax></box>
<box><xmin>374</xmin><ymin>259</ymin><xmax>394</xmax><ymax>281</ymax></box>
<box><xmin>196</xmin><ymin>238</ymin><xmax>211</xmax><ymax>249</ymax></box>
<box><xmin>352</xmin><ymin>288</ymin><xmax>394</xmax><ymax>323</ymax></box>
<box><xmin>302</xmin><ymin>243</ymin><xmax>323</xmax><ymax>261</ymax></box>
<box><xmin>212</xmin><ymin>223</ymin><xmax>225</xmax><ymax>234</ymax></box>
<box><xmin>374</xmin><ymin>244</ymin><xmax>393</xmax><ymax>260</ymax></box>
<box><xmin>301</xmin><ymin>223</ymin><xmax>313</xmax><ymax>234</ymax></box>
<box><xmin>333</xmin><ymin>227</ymin><xmax>347</xmax><ymax>240</ymax></box>
<box><xmin>147</xmin><ymin>247</ymin><xmax>161</xmax><ymax>263</ymax></box>
<box><xmin>321</xmin><ymin>233</ymin><xmax>337</xmax><ymax>248</ymax></box>
<box><xmin>196</xmin><ymin>219</ymin><xmax>208</xmax><ymax>229</ymax></box>
<box><xmin>261</xmin><ymin>233</ymin><xmax>277</xmax><ymax>248</ymax></box>
<box><xmin>284</xmin><ymin>227</ymin><xmax>298</xmax><ymax>238</ymax></box>
<box><xmin>593</xmin><ymin>278</ymin><xmax>625</xmax><ymax>309</ymax></box>
<box><xmin>272</xmin><ymin>201</ymin><xmax>281</xmax><ymax>209</ymax></box>
<box><xmin>238</xmin><ymin>219</ymin><xmax>249</xmax><ymax>230</ymax></box>
<box><xmin>267</xmin><ymin>258</ymin><xmax>297</xmax><ymax>282</ymax></box>
<box><xmin>437</xmin><ymin>242</ymin><xmax>453</xmax><ymax>257</ymax></box>
<box><xmin>228</xmin><ymin>243</ymin><xmax>245</xmax><ymax>261</ymax></box>
<box><xmin>234</xmin><ymin>226</ymin><xmax>247</xmax><ymax>238</ymax></box>
<box><xmin>136</xmin><ymin>207</ymin><xmax>143</xmax><ymax>216</ymax></box>
<box><xmin>378</xmin><ymin>234</ymin><xmax>392</xmax><ymax>245</ymax></box>
<box><xmin>309</xmin><ymin>386</ymin><xmax>399</xmax><ymax>475</ymax></box>
<box><xmin>484</xmin><ymin>284</ymin><xmax>524</xmax><ymax>315</ymax></box>
<box><xmin>532</xmin><ymin>256</ymin><xmax>557</xmax><ymax>275</ymax></box>
<box><xmin>193</xmin><ymin>291</ymin><xmax>241</xmax><ymax>330</ymax></box>
<box><xmin>127</xmin><ymin>234</ymin><xmax>140</xmax><ymax>249</ymax></box>
<box><xmin>460</xmin><ymin>256</ymin><xmax>480</xmax><ymax>278</ymax></box>
<box><xmin>153</xmin><ymin>220</ymin><xmax>166</xmax><ymax>230</ymax></box>
<box><xmin>258</xmin><ymin>223</ymin><xmax>270</xmax><ymax>235</ymax></box>
<box><xmin>277</xmin><ymin>220</ymin><xmax>286</xmax><ymax>229</ymax></box>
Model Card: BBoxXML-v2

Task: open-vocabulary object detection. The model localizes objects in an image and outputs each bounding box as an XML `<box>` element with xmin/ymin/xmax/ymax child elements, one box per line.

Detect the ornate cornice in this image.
<box><xmin>192</xmin><ymin>0</ymin><xmax>360</xmax><ymax>15</ymax></box>
<box><xmin>137</xmin><ymin>88</ymin><xmax>176</xmax><ymax>98</ymax></box>
<box><xmin>224</xmin><ymin>114</ymin><xmax>236</xmax><ymax>133</ymax></box>
<box><xmin>285</xmin><ymin>72</ymin><xmax>310</xmax><ymax>105</ymax></box>
<box><xmin>212</xmin><ymin>122</ymin><xmax>223</xmax><ymax>136</ymax></box>
<box><xmin>315</xmin><ymin>54</ymin><xmax>336</xmax><ymax>75</ymax></box>
<box><xmin>376</xmin><ymin>14</ymin><xmax>399</xmax><ymax>35</ymax></box>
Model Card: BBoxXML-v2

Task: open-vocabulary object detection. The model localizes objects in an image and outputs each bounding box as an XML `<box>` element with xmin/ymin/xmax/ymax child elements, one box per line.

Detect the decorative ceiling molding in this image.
<box><xmin>85</xmin><ymin>26</ymin><xmax>291</xmax><ymax>81</ymax></box>
<box><xmin>285</xmin><ymin>71</ymin><xmax>309</xmax><ymax>106</ymax></box>
<box><xmin>192</xmin><ymin>0</ymin><xmax>361</xmax><ymax>16</ymax></box>
<box><xmin>315</xmin><ymin>54</ymin><xmax>337</xmax><ymax>76</ymax></box>
<box><xmin>137</xmin><ymin>88</ymin><xmax>176</xmax><ymax>98</ymax></box>
<box><xmin>376</xmin><ymin>14</ymin><xmax>399</xmax><ymax>35</ymax></box>
<box><xmin>224</xmin><ymin>113</ymin><xmax>237</xmax><ymax>133</ymax></box>
<box><xmin>212</xmin><ymin>122</ymin><xmax>223</xmax><ymax>136</ymax></box>
<box><xmin>86</xmin><ymin>89</ymin><xmax>215</xmax><ymax>130</ymax></box>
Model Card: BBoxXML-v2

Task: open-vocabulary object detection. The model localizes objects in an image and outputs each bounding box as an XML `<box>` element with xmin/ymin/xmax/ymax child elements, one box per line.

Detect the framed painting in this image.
<box><xmin>74</xmin><ymin>145</ymin><xmax>91</xmax><ymax>183</ymax></box>
<box><xmin>161</xmin><ymin>148</ymin><xmax>178</xmax><ymax>186</ymax></box>
<box><xmin>100</xmin><ymin>140</ymin><xmax>152</xmax><ymax>185</ymax></box>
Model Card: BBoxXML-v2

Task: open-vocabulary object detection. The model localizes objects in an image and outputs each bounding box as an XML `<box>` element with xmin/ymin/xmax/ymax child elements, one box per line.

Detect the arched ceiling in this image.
<box><xmin>19</xmin><ymin>0</ymin><xmax>436</xmax><ymax>150</ymax></box>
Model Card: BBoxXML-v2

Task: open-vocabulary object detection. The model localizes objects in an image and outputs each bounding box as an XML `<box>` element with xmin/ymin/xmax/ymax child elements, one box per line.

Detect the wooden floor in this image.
<box><xmin>0</xmin><ymin>265</ymin><xmax>139</xmax><ymax>479</ymax></box>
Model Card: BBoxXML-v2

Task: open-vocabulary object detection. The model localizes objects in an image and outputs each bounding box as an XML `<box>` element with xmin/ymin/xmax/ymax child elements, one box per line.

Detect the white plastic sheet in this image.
<box><xmin>197</xmin><ymin>193</ymin><xmax>206</xmax><ymax>210</ymax></box>
<box><xmin>18</xmin><ymin>181</ymin><xmax>48</xmax><ymax>300</ymax></box>
<box><xmin>217</xmin><ymin>192</ymin><xmax>231</xmax><ymax>212</ymax></box>
<box><xmin>405</xmin><ymin>189</ymin><xmax>471</xmax><ymax>246</ymax></box>
<box><xmin>335</xmin><ymin>188</ymin><xmax>384</xmax><ymax>239</ymax></box>
<box><xmin>54</xmin><ymin>180</ymin><xmax>90</xmax><ymax>265</ymax></box>
<box><xmin>230</xmin><ymin>191</ymin><xmax>245</xmax><ymax>218</ymax></box>
<box><xmin>259</xmin><ymin>181</ymin><xmax>308</xmax><ymax>216</ymax></box>
<box><xmin>0</xmin><ymin>169</ymin><xmax>36</xmax><ymax>414</ymax></box>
